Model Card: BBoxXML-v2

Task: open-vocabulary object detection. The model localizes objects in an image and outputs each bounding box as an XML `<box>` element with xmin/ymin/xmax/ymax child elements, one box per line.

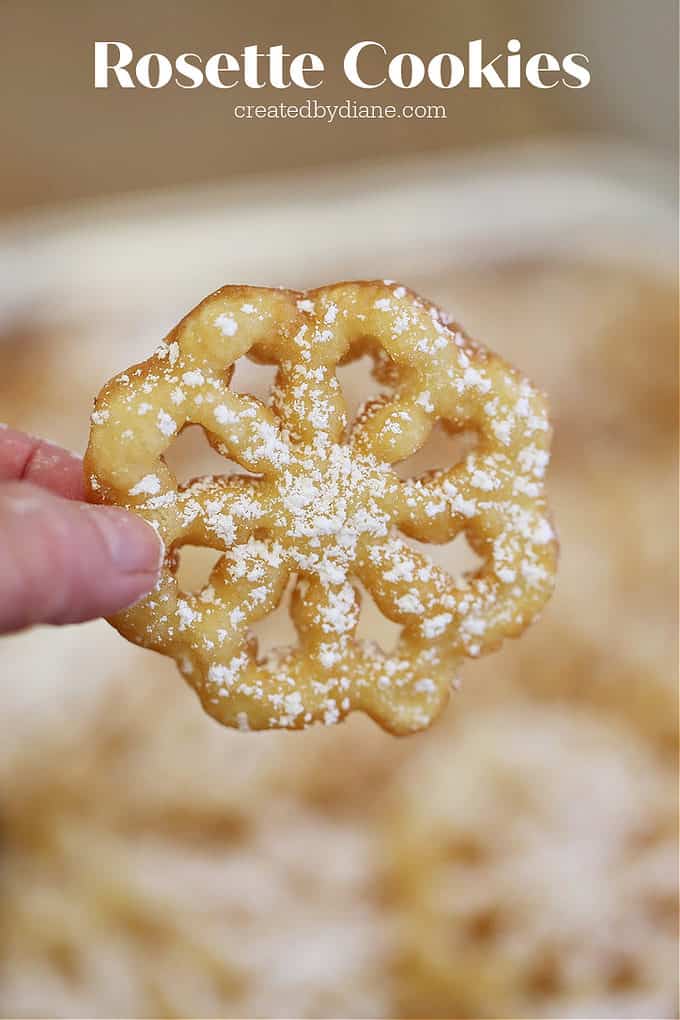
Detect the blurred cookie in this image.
<box><xmin>384</xmin><ymin>701</ymin><xmax>678</xmax><ymax>1019</ymax></box>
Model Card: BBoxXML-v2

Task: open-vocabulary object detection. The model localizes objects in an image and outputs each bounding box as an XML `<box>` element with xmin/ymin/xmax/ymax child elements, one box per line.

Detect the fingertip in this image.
<box><xmin>0</xmin><ymin>484</ymin><xmax>164</xmax><ymax>632</ymax></box>
<box><xmin>83</xmin><ymin>504</ymin><xmax>165</xmax><ymax>576</ymax></box>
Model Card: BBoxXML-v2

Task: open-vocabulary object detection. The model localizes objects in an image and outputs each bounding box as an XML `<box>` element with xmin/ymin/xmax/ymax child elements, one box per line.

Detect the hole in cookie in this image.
<box><xmin>174</xmin><ymin>544</ymin><xmax>224</xmax><ymax>594</ymax></box>
<box><xmin>400</xmin><ymin>531</ymin><xmax>483</xmax><ymax>577</ymax></box>
<box><xmin>248</xmin><ymin>574</ymin><xmax>297</xmax><ymax>660</ymax></box>
<box><xmin>336</xmin><ymin>353</ymin><xmax>391</xmax><ymax>423</ymax></box>
<box><xmin>163</xmin><ymin>424</ymin><xmax>256</xmax><ymax>485</ymax></box>
<box><xmin>354</xmin><ymin>581</ymin><xmax>403</xmax><ymax>654</ymax></box>
<box><xmin>393</xmin><ymin>424</ymin><xmax>478</xmax><ymax>479</ymax></box>
<box><xmin>230</xmin><ymin>357</ymin><xmax>278</xmax><ymax>403</ymax></box>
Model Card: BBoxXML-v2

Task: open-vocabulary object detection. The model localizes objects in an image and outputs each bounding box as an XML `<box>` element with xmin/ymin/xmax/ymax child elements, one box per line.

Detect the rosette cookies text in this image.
<box><xmin>94</xmin><ymin>40</ymin><xmax>590</xmax><ymax>90</ymax></box>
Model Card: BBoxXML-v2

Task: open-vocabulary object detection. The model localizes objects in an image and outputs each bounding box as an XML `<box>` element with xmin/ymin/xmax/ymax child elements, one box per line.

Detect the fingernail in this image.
<box><xmin>89</xmin><ymin>507</ymin><xmax>164</xmax><ymax>575</ymax></box>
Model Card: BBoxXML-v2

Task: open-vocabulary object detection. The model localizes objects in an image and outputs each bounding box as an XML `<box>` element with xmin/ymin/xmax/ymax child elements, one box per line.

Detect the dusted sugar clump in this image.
<box><xmin>85</xmin><ymin>281</ymin><xmax>557</xmax><ymax>734</ymax></box>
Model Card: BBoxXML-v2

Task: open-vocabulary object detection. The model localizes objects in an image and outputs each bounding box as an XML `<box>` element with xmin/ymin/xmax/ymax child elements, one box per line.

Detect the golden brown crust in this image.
<box><xmin>84</xmin><ymin>280</ymin><xmax>557</xmax><ymax>734</ymax></box>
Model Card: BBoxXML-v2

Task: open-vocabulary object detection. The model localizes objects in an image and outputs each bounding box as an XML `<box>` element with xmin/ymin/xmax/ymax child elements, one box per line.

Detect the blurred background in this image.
<box><xmin>0</xmin><ymin>1</ymin><xmax>677</xmax><ymax>1018</ymax></box>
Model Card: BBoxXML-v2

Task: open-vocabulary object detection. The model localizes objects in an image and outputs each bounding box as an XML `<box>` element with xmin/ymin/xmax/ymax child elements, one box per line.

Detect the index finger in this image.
<box><xmin>0</xmin><ymin>425</ymin><xmax>85</xmax><ymax>500</ymax></box>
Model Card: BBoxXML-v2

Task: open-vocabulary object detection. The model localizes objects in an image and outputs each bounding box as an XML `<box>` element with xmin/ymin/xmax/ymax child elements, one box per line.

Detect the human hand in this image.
<box><xmin>0</xmin><ymin>426</ymin><xmax>162</xmax><ymax>635</ymax></box>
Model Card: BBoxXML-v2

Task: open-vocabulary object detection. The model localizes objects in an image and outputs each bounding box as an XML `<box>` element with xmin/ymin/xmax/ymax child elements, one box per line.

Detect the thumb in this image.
<box><xmin>0</xmin><ymin>481</ymin><xmax>163</xmax><ymax>634</ymax></box>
